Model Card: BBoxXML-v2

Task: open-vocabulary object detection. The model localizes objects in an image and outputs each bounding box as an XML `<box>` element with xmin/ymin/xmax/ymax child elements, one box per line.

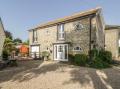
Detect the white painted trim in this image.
<box><xmin>54</xmin><ymin>44</ymin><xmax>68</xmax><ymax>61</ymax></box>
<box><xmin>73</xmin><ymin>46</ymin><xmax>82</xmax><ymax>51</ymax></box>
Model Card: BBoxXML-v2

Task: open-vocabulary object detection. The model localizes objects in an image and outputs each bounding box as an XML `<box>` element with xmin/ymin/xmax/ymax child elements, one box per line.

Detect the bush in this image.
<box><xmin>68</xmin><ymin>54</ymin><xmax>74</xmax><ymax>63</ymax></box>
<box><xmin>74</xmin><ymin>54</ymin><xmax>88</xmax><ymax>66</ymax></box>
<box><xmin>42</xmin><ymin>51</ymin><xmax>50</xmax><ymax>57</ymax></box>
<box><xmin>90</xmin><ymin>48</ymin><xmax>99</xmax><ymax>59</ymax></box>
<box><xmin>89</xmin><ymin>49</ymin><xmax>112</xmax><ymax>68</ymax></box>
<box><xmin>42</xmin><ymin>51</ymin><xmax>50</xmax><ymax>60</ymax></box>
<box><xmin>90</xmin><ymin>57</ymin><xmax>110</xmax><ymax>69</ymax></box>
<box><xmin>98</xmin><ymin>50</ymin><xmax>112</xmax><ymax>63</ymax></box>
<box><xmin>68</xmin><ymin>49</ymin><xmax>112</xmax><ymax>69</ymax></box>
<box><xmin>2</xmin><ymin>49</ymin><xmax>9</xmax><ymax>61</ymax></box>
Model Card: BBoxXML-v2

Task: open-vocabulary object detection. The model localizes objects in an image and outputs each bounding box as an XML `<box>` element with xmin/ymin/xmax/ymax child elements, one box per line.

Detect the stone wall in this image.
<box><xmin>29</xmin><ymin>30</ymin><xmax>33</xmax><ymax>45</ymax></box>
<box><xmin>29</xmin><ymin>14</ymin><xmax>105</xmax><ymax>59</ymax></box>
<box><xmin>105</xmin><ymin>29</ymin><xmax>119</xmax><ymax>59</ymax></box>
<box><xmin>90</xmin><ymin>14</ymin><xmax>105</xmax><ymax>50</ymax></box>
<box><xmin>0</xmin><ymin>21</ymin><xmax>5</xmax><ymax>60</ymax></box>
<box><xmin>65</xmin><ymin>18</ymin><xmax>90</xmax><ymax>55</ymax></box>
<box><xmin>96</xmin><ymin>14</ymin><xmax>105</xmax><ymax>49</ymax></box>
<box><xmin>29</xmin><ymin>26</ymin><xmax>57</xmax><ymax>59</ymax></box>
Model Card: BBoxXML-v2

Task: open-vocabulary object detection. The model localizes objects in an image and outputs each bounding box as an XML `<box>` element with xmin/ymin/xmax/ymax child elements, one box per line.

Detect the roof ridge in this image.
<box><xmin>29</xmin><ymin>7</ymin><xmax>101</xmax><ymax>31</ymax></box>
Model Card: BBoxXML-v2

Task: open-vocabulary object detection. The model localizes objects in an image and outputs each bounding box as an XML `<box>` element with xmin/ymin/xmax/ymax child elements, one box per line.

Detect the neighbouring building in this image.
<box><xmin>28</xmin><ymin>7</ymin><xmax>105</xmax><ymax>61</ymax></box>
<box><xmin>0</xmin><ymin>18</ymin><xmax>6</xmax><ymax>60</ymax></box>
<box><xmin>15</xmin><ymin>44</ymin><xmax>29</xmax><ymax>57</ymax></box>
<box><xmin>105</xmin><ymin>25</ymin><xmax>120</xmax><ymax>59</ymax></box>
<box><xmin>19</xmin><ymin>45</ymin><xmax>29</xmax><ymax>56</ymax></box>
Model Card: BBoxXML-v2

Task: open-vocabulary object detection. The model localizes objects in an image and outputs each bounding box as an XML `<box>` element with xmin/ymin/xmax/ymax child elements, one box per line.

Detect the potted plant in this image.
<box><xmin>42</xmin><ymin>51</ymin><xmax>50</xmax><ymax>61</ymax></box>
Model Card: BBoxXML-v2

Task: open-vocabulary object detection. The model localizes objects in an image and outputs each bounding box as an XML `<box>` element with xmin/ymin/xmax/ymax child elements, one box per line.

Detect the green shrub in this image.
<box><xmin>68</xmin><ymin>49</ymin><xmax>112</xmax><ymax>69</ymax></box>
<box><xmin>2</xmin><ymin>49</ymin><xmax>9</xmax><ymax>61</ymax></box>
<box><xmin>90</xmin><ymin>57</ymin><xmax>110</xmax><ymax>69</ymax></box>
<box><xmin>90</xmin><ymin>48</ymin><xmax>99</xmax><ymax>59</ymax></box>
<box><xmin>98</xmin><ymin>50</ymin><xmax>112</xmax><ymax>63</ymax></box>
<box><xmin>42</xmin><ymin>51</ymin><xmax>50</xmax><ymax>57</ymax></box>
<box><xmin>89</xmin><ymin>49</ymin><xmax>112</xmax><ymax>68</ymax></box>
<box><xmin>74</xmin><ymin>54</ymin><xmax>88</xmax><ymax>66</ymax></box>
<box><xmin>68</xmin><ymin>54</ymin><xmax>74</xmax><ymax>63</ymax></box>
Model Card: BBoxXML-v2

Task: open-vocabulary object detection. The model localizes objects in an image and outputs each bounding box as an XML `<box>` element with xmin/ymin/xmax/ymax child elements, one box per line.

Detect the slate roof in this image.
<box><xmin>105</xmin><ymin>25</ymin><xmax>120</xmax><ymax>30</ymax></box>
<box><xmin>29</xmin><ymin>7</ymin><xmax>101</xmax><ymax>31</ymax></box>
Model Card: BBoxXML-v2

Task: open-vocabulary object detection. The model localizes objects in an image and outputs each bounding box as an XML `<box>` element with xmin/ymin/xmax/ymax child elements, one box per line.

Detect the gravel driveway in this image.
<box><xmin>0</xmin><ymin>60</ymin><xmax>120</xmax><ymax>89</ymax></box>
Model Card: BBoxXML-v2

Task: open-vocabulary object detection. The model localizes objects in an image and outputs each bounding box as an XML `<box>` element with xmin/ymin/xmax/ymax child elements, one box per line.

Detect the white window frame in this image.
<box><xmin>73</xmin><ymin>46</ymin><xmax>82</xmax><ymax>51</ymax></box>
<box><xmin>54</xmin><ymin>44</ymin><xmax>68</xmax><ymax>61</ymax></box>
<box><xmin>57</xmin><ymin>24</ymin><xmax>65</xmax><ymax>40</ymax></box>
<box><xmin>31</xmin><ymin>45</ymin><xmax>40</xmax><ymax>58</ymax></box>
<box><xmin>33</xmin><ymin>30</ymin><xmax>38</xmax><ymax>43</ymax></box>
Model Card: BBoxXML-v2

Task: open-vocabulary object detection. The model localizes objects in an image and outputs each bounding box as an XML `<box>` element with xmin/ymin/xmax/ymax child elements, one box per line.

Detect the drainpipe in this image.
<box><xmin>89</xmin><ymin>16</ymin><xmax>92</xmax><ymax>60</ymax></box>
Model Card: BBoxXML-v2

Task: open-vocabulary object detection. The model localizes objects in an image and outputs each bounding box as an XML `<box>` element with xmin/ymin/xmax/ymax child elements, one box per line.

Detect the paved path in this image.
<box><xmin>0</xmin><ymin>60</ymin><xmax>120</xmax><ymax>89</ymax></box>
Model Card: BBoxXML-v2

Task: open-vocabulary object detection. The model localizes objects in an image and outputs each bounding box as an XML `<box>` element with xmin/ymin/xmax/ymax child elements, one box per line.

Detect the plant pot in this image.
<box><xmin>44</xmin><ymin>56</ymin><xmax>48</xmax><ymax>61</ymax></box>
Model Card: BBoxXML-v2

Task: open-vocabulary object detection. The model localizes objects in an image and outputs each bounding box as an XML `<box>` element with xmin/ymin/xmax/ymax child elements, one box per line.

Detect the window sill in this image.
<box><xmin>57</xmin><ymin>38</ymin><xmax>65</xmax><ymax>41</ymax></box>
<box><xmin>33</xmin><ymin>41</ymin><xmax>38</xmax><ymax>44</ymax></box>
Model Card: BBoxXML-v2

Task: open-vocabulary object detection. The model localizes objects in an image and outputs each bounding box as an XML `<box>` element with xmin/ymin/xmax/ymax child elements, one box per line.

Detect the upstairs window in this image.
<box><xmin>33</xmin><ymin>30</ymin><xmax>38</xmax><ymax>43</ymax></box>
<box><xmin>73</xmin><ymin>46</ymin><xmax>82</xmax><ymax>51</ymax></box>
<box><xmin>74</xmin><ymin>22</ymin><xmax>84</xmax><ymax>31</ymax></box>
<box><xmin>57</xmin><ymin>24</ymin><xmax>65</xmax><ymax>40</ymax></box>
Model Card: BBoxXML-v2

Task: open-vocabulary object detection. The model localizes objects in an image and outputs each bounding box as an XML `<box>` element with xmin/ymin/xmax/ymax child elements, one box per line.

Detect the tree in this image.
<box><xmin>23</xmin><ymin>40</ymin><xmax>29</xmax><ymax>45</ymax></box>
<box><xmin>2</xmin><ymin>38</ymin><xmax>16</xmax><ymax>60</ymax></box>
<box><xmin>3</xmin><ymin>38</ymin><xmax>15</xmax><ymax>54</ymax></box>
<box><xmin>13</xmin><ymin>38</ymin><xmax>22</xmax><ymax>45</ymax></box>
<box><xmin>5</xmin><ymin>30</ymin><xmax>13</xmax><ymax>40</ymax></box>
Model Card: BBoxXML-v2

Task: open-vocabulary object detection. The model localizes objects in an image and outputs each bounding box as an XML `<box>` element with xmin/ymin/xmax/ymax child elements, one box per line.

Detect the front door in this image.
<box><xmin>54</xmin><ymin>44</ymin><xmax>68</xmax><ymax>61</ymax></box>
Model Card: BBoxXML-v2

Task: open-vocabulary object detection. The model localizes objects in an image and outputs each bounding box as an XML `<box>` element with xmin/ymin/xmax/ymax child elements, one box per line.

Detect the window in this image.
<box><xmin>74</xmin><ymin>22</ymin><xmax>84</xmax><ymax>31</ymax></box>
<box><xmin>73</xmin><ymin>46</ymin><xmax>82</xmax><ymax>51</ymax></box>
<box><xmin>57</xmin><ymin>24</ymin><xmax>65</xmax><ymax>40</ymax></box>
<box><xmin>33</xmin><ymin>30</ymin><xmax>37</xmax><ymax>43</ymax></box>
<box><xmin>58</xmin><ymin>46</ymin><xmax>63</xmax><ymax>52</ymax></box>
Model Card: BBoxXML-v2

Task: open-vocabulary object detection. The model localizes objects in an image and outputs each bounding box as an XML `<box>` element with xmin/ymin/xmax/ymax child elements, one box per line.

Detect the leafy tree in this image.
<box><xmin>3</xmin><ymin>38</ymin><xmax>15</xmax><ymax>56</ymax></box>
<box><xmin>5</xmin><ymin>30</ymin><xmax>13</xmax><ymax>40</ymax></box>
<box><xmin>23</xmin><ymin>40</ymin><xmax>29</xmax><ymax>45</ymax></box>
<box><xmin>13</xmin><ymin>38</ymin><xmax>22</xmax><ymax>45</ymax></box>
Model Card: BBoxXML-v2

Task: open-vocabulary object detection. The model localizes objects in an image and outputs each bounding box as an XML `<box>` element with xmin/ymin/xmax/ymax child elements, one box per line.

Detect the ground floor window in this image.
<box><xmin>73</xmin><ymin>46</ymin><xmax>82</xmax><ymax>51</ymax></box>
<box><xmin>30</xmin><ymin>45</ymin><xmax>40</xmax><ymax>58</ymax></box>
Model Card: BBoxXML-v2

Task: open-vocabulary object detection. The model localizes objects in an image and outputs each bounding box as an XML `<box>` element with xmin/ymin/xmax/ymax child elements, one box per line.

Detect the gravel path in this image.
<box><xmin>0</xmin><ymin>60</ymin><xmax>120</xmax><ymax>89</ymax></box>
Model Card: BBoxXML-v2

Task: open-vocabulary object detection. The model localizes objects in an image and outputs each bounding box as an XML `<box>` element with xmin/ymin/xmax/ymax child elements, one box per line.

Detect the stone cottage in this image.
<box><xmin>28</xmin><ymin>7</ymin><xmax>105</xmax><ymax>61</ymax></box>
<box><xmin>0</xmin><ymin>18</ymin><xmax>6</xmax><ymax>60</ymax></box>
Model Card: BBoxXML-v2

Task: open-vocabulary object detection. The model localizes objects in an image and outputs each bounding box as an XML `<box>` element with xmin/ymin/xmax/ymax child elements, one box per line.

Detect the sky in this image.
<box><xmin>0</xmin><ymin>0</ymin><xmax>120</xmax><ymax>41</ymax></box>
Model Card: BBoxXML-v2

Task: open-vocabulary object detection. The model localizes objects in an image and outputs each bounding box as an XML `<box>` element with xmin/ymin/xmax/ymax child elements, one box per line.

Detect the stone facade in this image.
<box><xmin>28</xmin><ymin>8</ymin><xmax>105</xmax><ymax>60</ymax></box>
<box><xmin>65</xmin><ymin>18</ymin><xmax>90</xmax><ymax>55</ymax></box>
<box><xmin>105</xmin><ymin>29</ymin><xmax>119</xmax><ymax>59</ymax></box>
<box><xmin>0</xmin><ymin>18</ymin><xmax>6</xmax><ymax>60</ymax></box>
<box><xmin>29</xmin><ymin>25</ymin><xmax>57</xmax><ymax>59</ymax></box>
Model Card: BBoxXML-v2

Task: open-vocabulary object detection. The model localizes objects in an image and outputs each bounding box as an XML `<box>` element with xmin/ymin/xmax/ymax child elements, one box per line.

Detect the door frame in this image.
<box><xmin>30</xmin><ymin>44</ymin><xmax>40</xmax><ymax>58</ymax></box>
<box><xmin>53</xmin><ymin>44</ymin><xmax>68</xmax><ymax>61</ymax></box>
